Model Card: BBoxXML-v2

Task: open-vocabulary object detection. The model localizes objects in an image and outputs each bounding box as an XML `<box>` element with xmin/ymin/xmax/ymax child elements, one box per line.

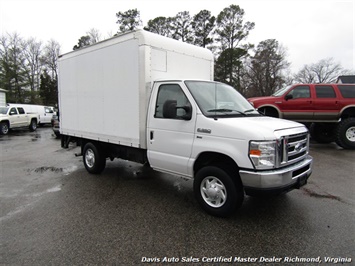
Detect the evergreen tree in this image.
<box><xmin>214</xmin><ymin>5</ymin><xmax>255</xmax><ymax>90</ymax></box>
<box><xmin>191</xmin><ymin>10</ymin><xmax>215</xmax><ymax>48</ymax></box>
<box><xmin>116</xmin><ymin>8</ymin><xmax>142</xmax><ymax>33</ymax></box>
<box><xmin>39</xmin><ymin>70</ymin><xmax>57</xmax><ymax>106</ymax></box>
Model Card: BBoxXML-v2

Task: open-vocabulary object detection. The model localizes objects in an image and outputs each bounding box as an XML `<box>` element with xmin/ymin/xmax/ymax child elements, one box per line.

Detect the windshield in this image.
<box><xmin>272</xmin><ymin>85</ymin><xmax>292</xmax><ymax>96</ymax></box>
<box><xmin>0</xmin><ymin>107</ymin><xmax>8</xmax><ymax>114</ymax></box>
<box><xmin>185</xmin><ymin>81</ymin><xmax>259</xmax><ymax>118</ymax></box>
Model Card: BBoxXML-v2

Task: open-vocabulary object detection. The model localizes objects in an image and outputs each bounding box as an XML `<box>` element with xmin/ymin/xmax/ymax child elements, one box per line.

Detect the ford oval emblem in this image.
<box><xmin>295</xmin><ymin>143</ymin><xmax>302</xmax><ymax>152</ymax></box>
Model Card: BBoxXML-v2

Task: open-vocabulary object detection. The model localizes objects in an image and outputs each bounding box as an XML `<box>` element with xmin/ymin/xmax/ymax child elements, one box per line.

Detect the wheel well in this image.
<box><xmin>1</xmin><ymin>120</ymin><xmax>10</xmax><ymax>126</ymax></box>
<box><xmin>258</xmin><ymin>106</ymin><xmax>279</xmax><ymax>118</ymax></box>
<box><xmin>193</xmin><ymin>152</ymin><xmax>238</xmax><ymax>175</ymax></box>
<box><xmin>341</xmin><ymin>107</ymin><xmax>355</xmax><ymax>119</ymax></box>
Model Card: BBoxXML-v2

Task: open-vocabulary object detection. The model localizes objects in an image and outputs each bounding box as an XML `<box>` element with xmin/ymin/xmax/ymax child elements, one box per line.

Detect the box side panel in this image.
<box><xmin>59</xmin><ymin>38</ymin><xmax>141</xmax><ymax>147</ymax></box>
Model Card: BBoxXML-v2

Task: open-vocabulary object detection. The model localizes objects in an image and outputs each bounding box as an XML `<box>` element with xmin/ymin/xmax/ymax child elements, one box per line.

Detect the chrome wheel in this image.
<box><xmin>85</xmin><ymin>149</ymin><xmax>95</xmax><ymax>168</ymax></box>
<box><xmin>200</xmin><ymin>176</ymin><xmax>227</xmax><ymax>208</ymax></box>
<box><xmin>346</xmin><ymin>126</ymin><xmax>355</xmax><ymax>142</ymax></box>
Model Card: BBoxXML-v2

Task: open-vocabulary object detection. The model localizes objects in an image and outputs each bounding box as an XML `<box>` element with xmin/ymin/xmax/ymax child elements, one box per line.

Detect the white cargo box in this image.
<box><xmin>58</xmin><ymin>30</ymin><xmax>214</xmax><ymax>149</ymax></box>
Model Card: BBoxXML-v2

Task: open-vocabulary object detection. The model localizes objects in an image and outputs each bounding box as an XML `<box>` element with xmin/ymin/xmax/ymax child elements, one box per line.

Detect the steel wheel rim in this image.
<box><xmin>200</xmin><ymin>176</ymin><xmax>227</xmax><ymax>208</ymax></box>
<box><xmin>345</xmin><ymin>126</ymin><xmax>355</xmax><ymax>142</ymax></box>
<box><xmin>85</xmin><ymin>149</ymin><xmax>95</xmax><ymax>168</ymax></box>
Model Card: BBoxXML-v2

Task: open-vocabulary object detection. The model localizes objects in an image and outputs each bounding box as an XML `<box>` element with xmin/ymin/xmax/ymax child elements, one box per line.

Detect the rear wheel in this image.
<box><xmin>83</xmin><ymin>142</ymin><xmax>106</xmax><ymax>174</ymax></box>
<box><xmin>310</xmin><ymin>123</ymin><xmax>336</xmax><ymax>144</ymax></box>
<box><xmin>194</xmin><ymin>165</ymin><xmax>244</xmax><ymax>217</ymax></box>
<box><xmin>335</xmin><ymin>118</ymin><xmax>355</xmax><ymax>149</ymax></box>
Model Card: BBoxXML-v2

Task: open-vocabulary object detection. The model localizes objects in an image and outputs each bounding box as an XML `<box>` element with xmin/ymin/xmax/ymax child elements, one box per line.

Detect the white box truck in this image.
<box><xmin>58</xmin><ymin>30</ymin><xmax>313</xmax><ymax>217</ymax></box>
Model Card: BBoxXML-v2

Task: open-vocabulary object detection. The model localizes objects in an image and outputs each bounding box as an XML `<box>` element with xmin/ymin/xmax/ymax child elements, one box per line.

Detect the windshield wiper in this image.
<box><xmin>207</xmin><ymin>109</ymin><xmax>246</xmax><ymax>116</ymax></box>
<box><xmin>244</xmin><ymin>109</ymin><xmax>256</xmax><ymax>114</ymax></box>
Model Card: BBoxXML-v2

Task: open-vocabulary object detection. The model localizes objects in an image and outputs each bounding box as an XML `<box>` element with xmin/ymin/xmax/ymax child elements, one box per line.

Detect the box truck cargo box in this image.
<box><xmin>58</xmin><ymin>30</ymin><xmax>213</xmax><ymax>148</ymax></box>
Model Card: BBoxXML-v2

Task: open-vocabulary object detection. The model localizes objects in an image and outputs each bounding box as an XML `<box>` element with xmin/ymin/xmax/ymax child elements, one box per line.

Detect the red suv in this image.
<box><xmin>248</xmin><ymin>84</ymin><xmax>355</xmax><ymax>149</ymax></box>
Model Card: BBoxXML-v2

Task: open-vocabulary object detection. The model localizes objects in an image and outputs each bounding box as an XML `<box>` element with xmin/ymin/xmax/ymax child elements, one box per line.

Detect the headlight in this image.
<box><xmin>249</xmin><ymin>141</ymin><xmax>277</xmax><ymax>169</ymax></box>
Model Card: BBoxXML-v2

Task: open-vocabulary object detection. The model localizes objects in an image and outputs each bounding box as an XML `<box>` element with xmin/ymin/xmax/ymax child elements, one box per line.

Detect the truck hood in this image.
<box><xmin>197</xmin><ymin>115</ymin><xmax>306</xmax><ymax>140</ymax></box>
<box><xmin>248</xmin><ymin>96</ymin><xmax>275</xmax><ymax>103</ymax></box>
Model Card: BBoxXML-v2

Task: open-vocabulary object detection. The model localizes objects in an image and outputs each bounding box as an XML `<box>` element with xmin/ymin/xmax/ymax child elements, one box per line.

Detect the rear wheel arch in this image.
<box><xmin>340</xmin><ymin>106</ymin><xmax>355</xmax><ymax>119</ymax></box>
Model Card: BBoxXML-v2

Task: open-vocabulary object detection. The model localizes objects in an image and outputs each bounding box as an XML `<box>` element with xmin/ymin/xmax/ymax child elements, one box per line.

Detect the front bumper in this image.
<box><xmin>239</xmin><ymin>155</ymin><xmax>313</xmax><ymax>196</ymax></box>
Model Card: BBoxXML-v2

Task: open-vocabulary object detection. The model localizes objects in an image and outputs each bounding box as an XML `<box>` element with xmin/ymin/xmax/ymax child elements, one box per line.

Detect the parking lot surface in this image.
<box><xmin>0</xmin><ymin>127</ymin><xmax>354</xmax><ymax>265</ymax></box>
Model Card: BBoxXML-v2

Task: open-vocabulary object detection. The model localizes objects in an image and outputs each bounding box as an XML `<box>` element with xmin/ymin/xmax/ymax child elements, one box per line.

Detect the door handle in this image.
<box><xmin>150</xmin><ymin>131</ymin><xmax>154</xmax><ymax>140</ymax></box>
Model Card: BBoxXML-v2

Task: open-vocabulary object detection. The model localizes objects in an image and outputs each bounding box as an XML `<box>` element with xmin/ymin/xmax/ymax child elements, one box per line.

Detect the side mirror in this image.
<box><xmin>181</xmin><ymin>105</ymin><xmax>192</xmax><ymax>120</ymax></box>
<box><xmin>162</xmin><ymin>100</ymin><xmax>192</xmax><ymax>120</ymax></box>
<box><xmin>285</xmin><ymin>94</ymin><xmax>293</xmax><ymax>101</ymax></box>
<box><xmin>163</xmin><ymin>100</ymin><xmax>177</xmax><ymax>118</ymax></box>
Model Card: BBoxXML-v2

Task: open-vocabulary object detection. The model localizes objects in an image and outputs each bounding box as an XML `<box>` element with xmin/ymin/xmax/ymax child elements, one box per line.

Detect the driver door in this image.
<box><xmin>147</xmin><ymin>82</ymin><xmax>196</xmax><ymax>176</ymax></box>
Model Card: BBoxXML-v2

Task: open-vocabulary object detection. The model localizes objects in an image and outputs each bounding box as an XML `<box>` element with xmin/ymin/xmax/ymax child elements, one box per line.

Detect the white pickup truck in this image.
<box><xmin>59</xmin><ymin>30</ymin><xmax>313</xmax><ymax>217</ymax></box>
<box><xmin>0</xmin><ymin>106</ymin><xmax>39</xmax><ymax>135</ymax></box>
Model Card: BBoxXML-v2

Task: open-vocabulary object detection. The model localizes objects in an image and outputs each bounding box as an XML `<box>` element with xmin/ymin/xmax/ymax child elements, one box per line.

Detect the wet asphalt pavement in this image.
<box><xmin>0</xmin><ymin>127</ymin><xmax>354</xmax><ymax>265</ymax></box>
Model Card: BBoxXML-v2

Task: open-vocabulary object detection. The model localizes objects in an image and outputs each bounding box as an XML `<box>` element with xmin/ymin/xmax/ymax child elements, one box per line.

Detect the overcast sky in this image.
<box><xmin>1</xmin><ymin>0</ymin><xmax>354</xmax><ymax>73</ymax></box>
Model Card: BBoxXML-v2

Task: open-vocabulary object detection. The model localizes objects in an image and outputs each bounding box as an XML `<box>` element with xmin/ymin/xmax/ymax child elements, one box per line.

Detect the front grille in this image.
<box><xmin>278</xmin><ymin>132</ymin><xmax>309</xmax><ymax>167</ymax></box>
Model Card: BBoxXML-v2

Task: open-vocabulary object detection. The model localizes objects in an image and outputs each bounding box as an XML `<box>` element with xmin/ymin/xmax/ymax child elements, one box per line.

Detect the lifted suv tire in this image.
<box><xmin>335</xmin><ymin>118</ymin><xmax>355</xmax><ymax>150</ymax></box>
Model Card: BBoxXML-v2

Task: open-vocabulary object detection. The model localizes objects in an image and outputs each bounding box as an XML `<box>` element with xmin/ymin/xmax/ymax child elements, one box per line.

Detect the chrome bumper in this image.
<box><xmin>239</xmin><ymin>155</ymin><xmax>313</xmax><ymax>194</ymax></box>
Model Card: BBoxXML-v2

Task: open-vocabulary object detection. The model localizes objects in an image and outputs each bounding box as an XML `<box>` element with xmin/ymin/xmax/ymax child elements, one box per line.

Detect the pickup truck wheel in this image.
<box><xmin>29</xmin><ymin>119</ymin><xmax>37</xmax><ymax>132</ymax></box>
<box><xmin>0</xmin><ymin>122</ymin><xmax>9</xmax><ymax>135</ymax></box>
<box><xmin>83</xmin><ymin>142</ymin><xmax>106</xmax><ymax>174</ymax></box>
<box><xmin>310</xmin><ymin>123</ymin><xmax>336</xmax><ymax>144</ymax></box>
<box><xmin>194</xmin><ymin>165</ymin><xmax>244</xmax><ymax>217</ymax></box>
<box><xmin>335</xmin><ymin>118</ymin><xmax>355</xmax><ymax>150</ymax></box>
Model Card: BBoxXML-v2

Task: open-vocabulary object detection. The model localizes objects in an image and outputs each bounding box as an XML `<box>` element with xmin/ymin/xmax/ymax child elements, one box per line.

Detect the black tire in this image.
<box><xmin>29</xmin><ymin>119</ymin><xmax>37</xmax><ymax>132</ymax></box>
<box><xmin>193</xmin><ymin>165</ymin><xmax>244</xmax><ymax>217</ymax></box>
<box><xmin>0</xmin><ymin>122</ymin><xmax>9</xmax><ymax>135</ymax></box>
<box><xmin>310</xmin><ymin>123</ymin><xmax>336</xmax><ymax>144</ymax></box>
<box><xmin>83</xmin><ymin>142</ymin><xmax>106</xmax><ymax>174</ymax></box>
<box><xmin>335</xmin><ymin>118</ymin><xmax>355</xmax><ymax>150</ymax></box>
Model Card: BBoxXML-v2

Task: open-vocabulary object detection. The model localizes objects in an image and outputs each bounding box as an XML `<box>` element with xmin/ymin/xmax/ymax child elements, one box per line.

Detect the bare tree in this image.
<box><xmin>294</xmin><ymin>58</ymin><xmax>351</xmax><ymax>83</ymax></box>
<box><xmin>86</xmin><ymin>28</ymin><xmax>101</xmax><ymax>44</ymax></box>
<box><xmin>246</xmin><ymin>39</ymin><xmax>290</xmax><ymax>96</ymax></box>
<box><xmin>42</xmin><ymin>39</ymin><xmax>61</xmax><ymax>80</ymax></box>
<box><xmin>23</xmin><ymin>38</ymin><xmax>43</xmax><ymax>102</ymax></box>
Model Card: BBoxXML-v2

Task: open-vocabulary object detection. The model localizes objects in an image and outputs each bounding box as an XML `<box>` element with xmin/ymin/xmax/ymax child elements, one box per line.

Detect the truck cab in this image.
<box><xmin>146</xmin><ymin>80</ymin><xmax>312</xmax><ymax>216</ymax></box>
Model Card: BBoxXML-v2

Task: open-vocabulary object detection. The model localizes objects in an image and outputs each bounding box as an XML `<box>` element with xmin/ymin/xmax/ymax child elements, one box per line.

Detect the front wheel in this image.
<box><xmin>335</xmin><ymin>118</ymin><xmax>355</xmax><ymax>149</ymax></box>
<box><xmin>0</xmin><ymin>122</ymin><xmax>9</xmax><ymax>135</ymax></box>
<box><xmin>194</xmin><ymin>165</ymin><xmax>244</xmax><ymax>217</ymax></box>
<box><xmin>83</xmin><ymin>142</ymin><xmax>106</xmax><ymax>174</ymax></box>
<box><xmin>29</xmin><ymin>119</ymin><xmax>37</xmax><ymax>132</ymax></box>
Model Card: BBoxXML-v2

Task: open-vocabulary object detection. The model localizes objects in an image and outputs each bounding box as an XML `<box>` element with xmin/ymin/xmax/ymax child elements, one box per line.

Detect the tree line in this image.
<box><xmin>1</xmin><ymin>4</ymin><xmax>352</xmax><ymax>105</ymax></box>
<box><xmin>0</xmin><ymin>34</ymin><xmax>60</xmax><ymax>105</ymax></box>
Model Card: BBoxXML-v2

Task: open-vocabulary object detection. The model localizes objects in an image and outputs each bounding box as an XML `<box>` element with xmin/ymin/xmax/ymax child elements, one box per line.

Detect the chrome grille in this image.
<box><xmin>278</xmin><ymin>132</ymin><xmax>309</xmax><ymax>167</ymax></box>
